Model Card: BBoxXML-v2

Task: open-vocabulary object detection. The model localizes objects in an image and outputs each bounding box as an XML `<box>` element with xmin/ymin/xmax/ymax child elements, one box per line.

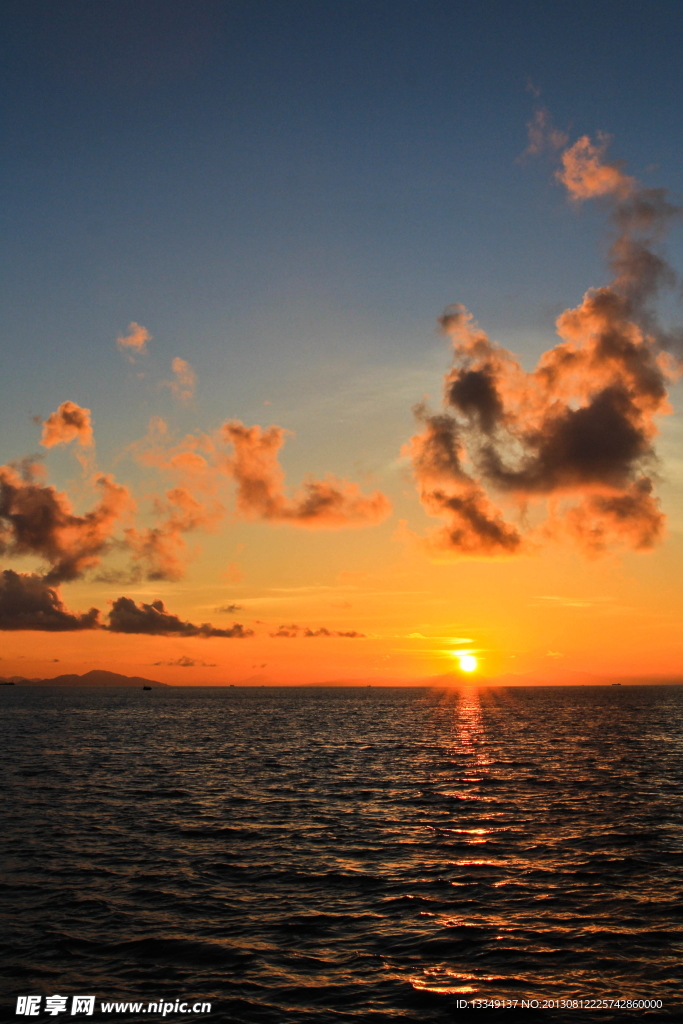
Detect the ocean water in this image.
<box><xmin>1</xmin><ymin>684</ymin><xmax>682</xmax><ymax>1023</ymax></box>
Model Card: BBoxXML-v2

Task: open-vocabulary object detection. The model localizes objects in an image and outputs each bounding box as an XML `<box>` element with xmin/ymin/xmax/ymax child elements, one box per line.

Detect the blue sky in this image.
<box><xmin>2</xmin><ymin>1</ymin><xmax>682</xmax><ymax>456</ymax></box>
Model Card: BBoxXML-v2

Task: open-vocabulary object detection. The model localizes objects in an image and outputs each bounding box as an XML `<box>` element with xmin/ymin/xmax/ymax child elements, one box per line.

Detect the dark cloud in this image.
<box><xmin>108</xmin><ymin>596</ymin><xmax>253</xmax><ymax>637</ymax></box>
<box><xmin>446</xmin><ymin>367</ymin><xmax>504</xmax><ymax>434</ymax></box>
<box><xmin>0</xmin><ymin>461</ymin><xmax>131</xmax><ymax>582</ymax></box>
<box><xmin>217</xmin><ymin>603</ymin><xmax>242</xmax><ymax>613</ymax></box>
<box><xmin>0</xmin><ymin>569</ymin><xmax>100</xmax><ymax>631</ymax></box>
<box><xmin>478</xmin><ymin>385</ymin><xmax>653</xmax><ymax>494</ymax></box>
<box><xmin>92</xmin><ymin>567</ymin><xmax>144</xmax><ymax>585</ymax></box>
<box><xmin>405</xmin><ymin>407</ymin><xmax>522</xmax><ymax>556</ymax></box>
<box><xmin>153</xmin><ymin>656</ymin><xmax>217</xmax><ymax>667</ymax></box>
<box><xmin>269</xmin><ymin>623</ymin><xmax>365</xmax><ymax>638</ymax></box>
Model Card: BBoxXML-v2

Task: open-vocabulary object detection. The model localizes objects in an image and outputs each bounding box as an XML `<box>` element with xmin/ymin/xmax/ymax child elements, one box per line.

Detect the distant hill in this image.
<box><xmin>1</xmin><ymin>669</ymin><xmax>167</xmax><ymax>687</ymax></box>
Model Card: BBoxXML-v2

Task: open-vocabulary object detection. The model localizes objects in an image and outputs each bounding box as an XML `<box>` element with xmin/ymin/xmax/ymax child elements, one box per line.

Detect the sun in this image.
<box><xmin>458</xmin><ymin>654</ymin><xmax>478</xmax><ymax>673</ymax></box>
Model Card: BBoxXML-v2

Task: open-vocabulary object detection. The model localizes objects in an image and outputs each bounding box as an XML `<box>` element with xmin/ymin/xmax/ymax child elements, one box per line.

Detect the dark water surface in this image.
<box><xmin>1</xmin><ymin>684</ymin><xmax>682</xmax><ymax>1023</ymax></box>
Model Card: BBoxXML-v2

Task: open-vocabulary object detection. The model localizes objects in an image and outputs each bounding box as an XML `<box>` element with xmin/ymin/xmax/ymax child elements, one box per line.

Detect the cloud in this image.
<box><xmin>117</xmin><ymin>322</ymin><xmax>151</xmax><ymax>359</ymax></box>
<box><xmin>128</xmin><ymin>416</ymin><xmax>216</xmax><ymax>481</ymax></box>
<box><xmin>127</xmin><ymin>415</ymin><xmax>390</xmax><ymax>539</ymax></box>
<box><xmin>223</xmin><ymin>420</ymin><xmax>391</xmax><ymax>528</ymax></box>
<box><xmin>153</xmin><ymin>655</ymin><xmax>217</xmax><ymax>667</ymax></box>
<box><xmin>407</xmin><ymin>127</ymin><xmax>680</xmax><ymax>557</ymax></box>
<box><xmin>163</xmin><ymin>357</ymin><xmax>196</xmax><ymax>404</ymax></box>
<box><xmin>269</xmin><ymin>623</ymin><xmax>365</xmax><ymax>638</ymax></box>
<box><xmin>217</xmin><ymin>603</ymin><xmax>242</xmax><ymax>613</ymax></box>
<box><xmin>107</xmin><ymin>596</ymin><xmax>253</xmax><ymax>637</ymax></box>
<box><xmin>560</xmin><ymin>481</ymin><xmax>664</xmax><ymax>555</ymax></box>
<box><xmin>40</xmin><ymin>401</ymin><xmax>94</xmax><ymax>448</ymax></box>
<box><xmin>404</xmin><ymin>406</ymin><xmax>522</xmax><ymax>556</ymax></box>
<box><xmin>557</xmin><ymin>133</ymin><xmax>635</xmax><ymax>201</ymax></box>
<box><xmin>0</xmin><ymin>569</ymin><xmax>100</xmax><ymax>630</ymax></box>
<box><xmin>0</xmin><ymin>461</ymin><xmax>132</xmax><ymax>582</ymax></box>
<box><xmin>521</xmin><ymin>107</ymin><xmax>568</xmax><ymax>159</ymax></box>
<box><xmin>125</xmin><ymin>486</ymin><xmax>224</xmax><ymax>581</ymax></box>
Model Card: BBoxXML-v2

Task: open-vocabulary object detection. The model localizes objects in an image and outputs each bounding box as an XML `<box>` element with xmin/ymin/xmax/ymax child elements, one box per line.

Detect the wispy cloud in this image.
<box><xmin>153</xmin><ymin>656</ymin><xmax>217</xmax><ymax>667</ymax></box>
<box><xmin>117</xmin><ymin>321</ymin><xmax>151</xmax><ymax>360</ymax></box>
<box><xmin>163</xmin><ymin>357</ymin><xmax>196</xmax><ymax>404</ymax></box>
<box><xmin>269</xmin><ymin>623</ymin><xmax>365</xmax><ymax>638</ymax></box>
<box><xmin>125</xmin><ymin>486</ymin><xmax>224</xmax><ymax>581</ymax></box>
<box><xmin>223</xmin><ymin>420</ymin><xmax>392</xmax><ymax>529</ymax></box>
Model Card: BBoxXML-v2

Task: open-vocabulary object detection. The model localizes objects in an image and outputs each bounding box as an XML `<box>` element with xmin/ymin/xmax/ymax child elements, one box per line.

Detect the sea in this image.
<box><xmin>1</xmin><ymin>684</ymin><xmax>681</xmax><ymax>1023</ymax></box>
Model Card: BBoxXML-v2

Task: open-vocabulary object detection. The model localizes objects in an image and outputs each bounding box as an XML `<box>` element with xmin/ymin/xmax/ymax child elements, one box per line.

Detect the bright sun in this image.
<box><xmin>458</xmin><ymin>654</ymin><xmax>478</xmax><ymax>673</ymax></box>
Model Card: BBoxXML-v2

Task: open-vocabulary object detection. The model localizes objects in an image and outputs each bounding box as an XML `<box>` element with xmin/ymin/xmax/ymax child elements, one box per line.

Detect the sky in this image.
<box><xmin>1</xmin><ymin>0</ymin><xmax>682</xmax><ymax>685</ymax></box>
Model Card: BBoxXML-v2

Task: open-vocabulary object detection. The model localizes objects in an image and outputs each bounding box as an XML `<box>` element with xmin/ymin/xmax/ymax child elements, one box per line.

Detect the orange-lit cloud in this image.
<box><xmin>108</xmin><ymin>596</ymin><xmax>252</xmax><ymax>637</ymax></box>
<box><xmin>407</xmin><ymin>128</ymin><xmax>680</xmax><ymax>558</ymax></box>
<box><xmin>117</xmin><ymin>321</ymin><xmax>151</xmax><ymax>359</ymax></box>
<box><xmin>125</xmin><ymin>485</ymin><xmax>224</xmax><ymax>581</ymax></box>
<box><xmin>40</xmin><ymin>401</ymin><xmax>94</xmax><ymax>448</ymax></box>
<box><xmin>0</xmin><ymin>462</ymin><xmax>132</xmax><ymax>582</ymax></box>
<box><xmin>0</xmin><ymin>569</ymin><xmax>100</xmax><ymax>630</ymax></box>
<box><xmin>163</xmin><ymin>357</ymin><xmax>196</xmax><ymax>404</ymax></box>
<box><xmin>128</xmin><ymin>417</ymin><xmax>217</xmax><ymax>489</ymax></box>
<box><xmin>128</xmin><ymin>416</ymin><xmax>390</xmax><ymax>535</ymax></box>
<box><xmin>223</xmin><ymin>420</ymin><xmax>391</xmax><ymax>528</ymax></box>
<box><xmin>557</xmin><ymin>133</ymin><xmax>635</xmax><ymax>201</ymax></box>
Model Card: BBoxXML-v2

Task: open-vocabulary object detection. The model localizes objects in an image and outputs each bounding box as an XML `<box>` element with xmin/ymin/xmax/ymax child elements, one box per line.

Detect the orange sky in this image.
<box><xmin>2</xmin><ymin>123</ymin><xmax>683</xmax><ymax>685</ymax></box>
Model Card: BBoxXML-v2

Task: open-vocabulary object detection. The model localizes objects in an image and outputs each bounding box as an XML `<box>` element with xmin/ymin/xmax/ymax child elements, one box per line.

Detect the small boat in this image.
<box><xmin>143</xmin><ymin>685</ymin><xmax>152</xmax><ymax>690</ymax></box>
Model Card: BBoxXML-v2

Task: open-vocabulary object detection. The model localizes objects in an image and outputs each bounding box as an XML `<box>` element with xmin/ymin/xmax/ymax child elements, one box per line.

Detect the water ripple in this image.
<box><xmin>1</xmin><ymin>684</ymin><xmax>682</xmax><ymax>1022</ymax></box>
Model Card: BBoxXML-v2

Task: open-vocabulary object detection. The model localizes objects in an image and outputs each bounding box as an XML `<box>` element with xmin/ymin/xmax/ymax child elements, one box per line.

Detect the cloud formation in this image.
<box><xmin>0</xmin><ymin>580</ymin><xmax>253</xmax><ymax>638</ymax></box>
<box><xmin>405</xmin><ymin>406</ymin><xmax>522</xmax><ymax>556</ymax></box>
<box><xmin>117</xmin><ymin>321</ymin><xmax>151</xmax><ymax>359</ymax></box>
<box><xmin>163</xmin><ymin>357</ymin><xmax>196</xmax><ymax>404</ymax></box>
<box><xmin>269</xmin><ymin>623</ymin><xmax>365</xmax><ymax>638</ymax></box>
<box><xmin>125</xmin><ymin>486</ymin><xmax>224</xmax><ymax>581</ymax></box>
<box><xmin>40</xmin><ymin>401</ymin><xmax>94</xmax><ymax>448</ymax></box>
<box><xmin>407</xmin><ymin>126</ymin><xmax>680</xmax><ymax>557</ymax></box>
<box><xmin>153</xmin><ymin>656</ymin><xmax>217</xmax><ymax>667</ymax></box>
<box><xmin>108</xmin><ymin>596</ymin><xmax>253</xmax><ymax>637</ymax></box>
<box><xmin>522</xmin><ymin>107</ymin><xmax>568</xmax><ymax>159</ymax></box>
<box><xmin>223</xmin><ymin>420</ymin><xmax>391</xmax><ymax>528</ymax></box>
<box><xmin>127</xmin><ymin>415</ymin><xmax>390</xmax><ymax>548</ymax></box>
<box><xmin>0</xmin><ymin>462</ymin><xmax>132</xmax><ymax>582</ymax></box>
<box><xmin>0</xmin><ymin>569</ymin><xmax>100</xmax><ymax>631</ymax></box>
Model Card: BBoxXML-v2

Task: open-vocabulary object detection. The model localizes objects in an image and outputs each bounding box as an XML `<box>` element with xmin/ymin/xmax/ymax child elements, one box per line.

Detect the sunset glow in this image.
<box><xmin>0</xmin><ymin>4</ymin><xmax>682</xmax><ymax>690</ymax></box>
